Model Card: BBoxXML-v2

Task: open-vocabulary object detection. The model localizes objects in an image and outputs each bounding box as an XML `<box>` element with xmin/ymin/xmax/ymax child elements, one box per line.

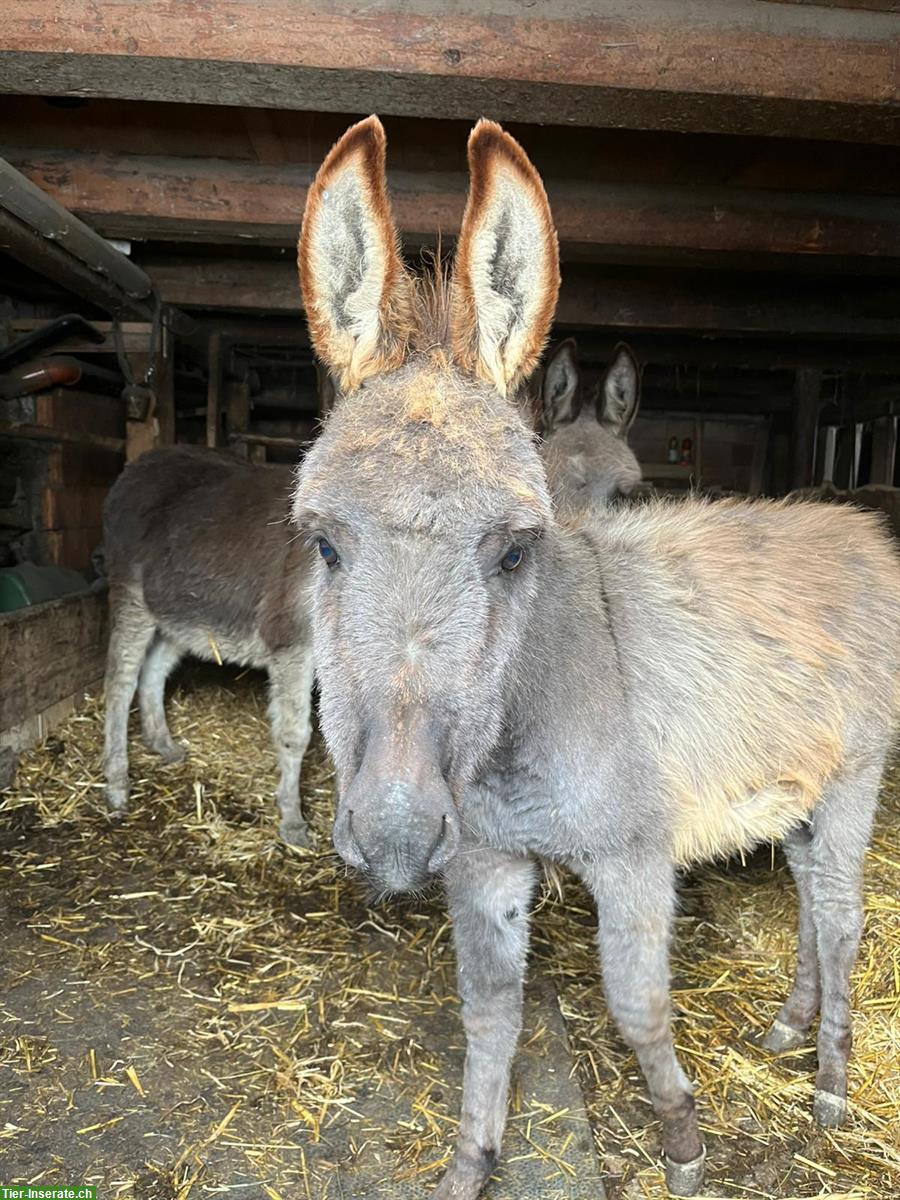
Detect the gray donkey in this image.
<box><xmin>539</xmin><ymin>338</ymin><xmax>643</xmax><ymax>511</ymax></box>
<box><xmin>102</xmin><ymin>446</ymin><xmax>314</xmax><ymax>846</ymax></box>
<box><xmin>292</xmin><ymin>116</ymin><xmax>900</xmax><ymax>1197</ymax></box>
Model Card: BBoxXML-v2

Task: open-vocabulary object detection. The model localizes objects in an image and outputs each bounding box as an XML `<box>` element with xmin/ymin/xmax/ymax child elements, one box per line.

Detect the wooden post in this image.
<box><xmin>821</xmin><ymin>425</ymin><xmax>838</xmax><ymax>484</ymax></box>
<box><xmin>123</xmin><ymin>321</ymin><xmax>176</xmax><ymax>459</ymax></box>
<box><xmin>790</xmin><ymin>368</ymin><xmax>821</xmax><ymax>490</ymax></box>
<box><xmin>851</xmin><ymin>422</ymin><xmax>864</xmax><ymax>489</ymax></box>
<box><xmin>206</xmin><ymin>332</ymin><xmax>222</xmax><ymax>448</ymax></box>
<box><xmin>125</xmin><ymin>350</ymin><xmax>154</xmax><ymax>462</ymax></box>
<box><xmin>156</xmin><ymin>320</ymin><xmax>176</xmax><ymax>445</ymax></box>
<box><xmin>692</xmin><ymin>416</ymin><xmax>703</xmax><ymax>490</ymax></box>
<box><xmin>225</xmin><ymin>375</ymin><xmax>251</xmax><ymax>445</ymax></box>
<box><xmin>870</xmin><ymin>415</ymin><xmax>897</xmax><ymax>485</ymax></box>
<box><xmin>749</xmin><ymin>420</ymin><xmax>769</xmax><ymax>496</ymax></box>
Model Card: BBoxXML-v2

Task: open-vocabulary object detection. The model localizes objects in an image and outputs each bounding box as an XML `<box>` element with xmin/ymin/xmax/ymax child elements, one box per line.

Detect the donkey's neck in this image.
<box><xmin>500</xmin><ymin>522</ymin><xmax>624</xmax><ymax>757</ymax></box>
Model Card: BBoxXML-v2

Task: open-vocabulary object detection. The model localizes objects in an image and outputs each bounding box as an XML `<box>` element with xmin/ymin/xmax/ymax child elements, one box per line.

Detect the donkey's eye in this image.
<box><xmin>501</xmin><ymin>545</ymin><xmax>524</xmax><ymax>572</ymax></box>
<box><xmin>318</xmin><ymin>538</ymin><xmax>339</xmax><ymax>566</ymax></box>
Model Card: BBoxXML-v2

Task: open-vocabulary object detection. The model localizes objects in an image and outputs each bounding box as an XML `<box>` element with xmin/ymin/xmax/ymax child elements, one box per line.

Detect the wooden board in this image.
<box><xmin>8</xmin><ymin>148</ymin><xmax>900</xmax><ymax>261</ymax></box>
<box><xmin>40</xmin><ymin>484</ymin><xmax>108</xmax><ymax>531</ymax></box>
<box><xmin>143</xmin><ymin>257</ymin><xmax>900</xmax><ymax>339</ymax></box>
<box><xmin>9</xmin><ymin>319</ymin><xmax>158</xmax><ymax>356</ymax></box>
<box><xmin>32</xmin><ymin>388</ymin><xmax>125</xmax><ymax>441</ymax></box>
<box><xmin>0</xmin><ymin>1</ymin><xmax>898</xmax><ymax>143</ymax></box>
<box><xmin>791</xmin><ymin>369</ymin><xmax>822</xmax><ymax>489</ymax></box>
<box><xmin>43</xmin><ymin>526</ymin><xmax>103</xmax><ymax>571</ymax></box>
<box><xmin>3</xmin><ymin>99</ymin><xmax>900</xmax><ymax>195</ymax></box>
<box><xmin>0</xmin><ymin>588</ymin><xmax>108</xmax><ymax>742</ymax></box>
<box><xmin>0</xmin><ymin>423</ymin><xmax>126</xmax><ymax>453</ymax></box>
<box><xmin>762</xmin><ymin>1</ymin><xmax>900</xmax><ymax>11</ymax></box>
<box><xmin>46</xmin><ymin>441</ymin><xmax>123</xmax><ymax>488</ymax></box>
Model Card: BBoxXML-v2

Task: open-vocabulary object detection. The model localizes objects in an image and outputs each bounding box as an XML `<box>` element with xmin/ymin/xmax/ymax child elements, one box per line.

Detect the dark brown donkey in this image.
<box><xmin>292</xmin><ymin>117</ymin><xmax>900</xmax><ymax>1197</ymax></box>
<box><xmin>102</xmin><ymin>446</ymin><xmax>314</xmax><ymax>845</ymax></box>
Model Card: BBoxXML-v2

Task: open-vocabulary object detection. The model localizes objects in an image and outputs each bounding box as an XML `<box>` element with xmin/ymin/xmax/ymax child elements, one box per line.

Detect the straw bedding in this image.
<box><xmin>0</xmin><ymin>665</ymin><xmax>897</xmax><ymax>1199</ymax></box>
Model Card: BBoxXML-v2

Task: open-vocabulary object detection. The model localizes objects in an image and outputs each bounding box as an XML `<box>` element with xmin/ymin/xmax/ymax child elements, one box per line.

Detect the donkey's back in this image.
<box><xmin>104</xmin><ymin>446</ymin><xmax>299</xmax><ymax>652</ymax></box>
<box><xmin>582</xmin><ymin>495</ymin><xmax>900</xmax><ymax>865</ymax></box>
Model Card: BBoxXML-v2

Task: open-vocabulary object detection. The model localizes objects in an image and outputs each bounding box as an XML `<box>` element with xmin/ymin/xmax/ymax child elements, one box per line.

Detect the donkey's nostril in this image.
<box><xmin>333</xmin><ymin>808</ymin><xmax>370</xmax><ymax>872</ymax></box>
<box><xmin>346</xmin><ymin>811</ymin><xmax>370</xmax><ymax>869</ymax></box>
<box><xmin>426</xmin><ymin>811</ymin><xmax>460</xmax><ymax>874</ymax></box>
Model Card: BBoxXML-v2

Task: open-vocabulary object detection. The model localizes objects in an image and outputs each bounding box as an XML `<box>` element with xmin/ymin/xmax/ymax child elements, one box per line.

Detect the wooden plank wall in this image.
<box><xmin>0</xmin><ymin>588</ymin><xmax>108</xmax><ymax>767</ymax></box>
<box><xmin>0</xmin><ymin>393</ymin><xmax>125</xmax><ymax>571</ymax></box>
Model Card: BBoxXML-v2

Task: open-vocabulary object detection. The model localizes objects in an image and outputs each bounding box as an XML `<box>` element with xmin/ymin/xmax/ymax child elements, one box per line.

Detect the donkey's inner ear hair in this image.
<box><xmin>598</xmin><ymin>343</ymin><xmax>641</xmax><ymax>434</ymax></box>
<box><xmin>541</xmin><ymin>339</ymin><xmax>581</xmax><ymax>432</ymax></box>
<box><xmin>297</xmin><ymin>115</ymin><xmax>413</xmax><ymax>393</ymax></box>
<box><xmin>450</xmin><ymin>119</ymin><xmax>561</xmax><ymax>397</ymax></box>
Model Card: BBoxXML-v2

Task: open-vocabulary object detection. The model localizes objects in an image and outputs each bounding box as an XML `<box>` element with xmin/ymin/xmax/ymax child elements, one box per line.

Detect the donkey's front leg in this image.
<box><xmin>580</xmin><ymin>848</ymin><xmax>705</xmax><ymax>1197</ymax></box>
<box><xmin>266</xmin><ymin>647</ymin><xmax>315</xmax><ymax>847</ymax></box>
<box><xmin>434</xmin><ymin>846</ymin><xmax>538</xmax><ymax>1200</ymax></box>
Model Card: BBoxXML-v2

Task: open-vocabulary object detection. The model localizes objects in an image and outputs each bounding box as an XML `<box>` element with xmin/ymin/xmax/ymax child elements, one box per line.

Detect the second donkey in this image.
<box><xmin>102</xmin><ymin>446</ymin><xmax>315</xmax><ymax>846</ymax></box>
<box><xmin>538</xmin><ymin>338</ymin><xmax>642</xmax><ymax>512</ymax></box>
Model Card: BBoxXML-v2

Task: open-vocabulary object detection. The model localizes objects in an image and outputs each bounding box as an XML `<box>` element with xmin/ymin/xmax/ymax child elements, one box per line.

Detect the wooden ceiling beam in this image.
<box><xmin>556</xmin><ymin>270</ymin><xmax>900</xmax><ymax>337</ymax></box>
<box><xmin>7</xmin><ymin>148</ymin><xmax>900</xmax><ymax>265</ymax></box>
<box><xmin>558</xmin><ymin>332</ymin><xmax>900</xmax><ymax>374</ymax></box>
<box><xmin>0</xmin><ymin>1</ymin><xmax>898</xmax><ymax>143</ymax></box>
<box><xmin>142</xmin><ymin>256</ymin><xmax>900</xmax><ymax>340</ymax></box>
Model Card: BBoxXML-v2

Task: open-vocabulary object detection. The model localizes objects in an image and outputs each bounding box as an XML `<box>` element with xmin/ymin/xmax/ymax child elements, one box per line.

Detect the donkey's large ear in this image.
<box><xmin>598</xmin><ymin>343</ymin><xmax>640</xmax><ymax>434</ymax></box>
<box><xmin>450</xmin><ymin>121</ymin><xmax>560</xmax><ymax>396</ymax></box>
<box><xmin>298</xmin><ymin>116</ymin><xmax>412</xmax><ymax>393</ymax></box>
<box><xmin>541</xmin><ymin>339</ymin><xmax>581</xmax><ymax>433</ymax></box>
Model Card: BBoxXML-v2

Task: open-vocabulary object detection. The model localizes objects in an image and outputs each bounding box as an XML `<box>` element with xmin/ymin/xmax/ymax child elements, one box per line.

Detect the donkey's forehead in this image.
<box><xmin>296</xmin><ymin>359</ymin><xmax>551</xmax><ymax>530</ymax></box>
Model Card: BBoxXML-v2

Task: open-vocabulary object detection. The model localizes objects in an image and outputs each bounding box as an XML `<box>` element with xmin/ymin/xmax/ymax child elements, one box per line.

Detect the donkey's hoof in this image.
<box><xmin>279</xmin><ymin>817</ymin><xmax>312</xmax><ymax>849</ymax></box>
<box><xmin>813</xmin><ymin>1089</ymin><xmax>847</xmax><ymax>1128</ymax></box>
<box><xmin>430</xmin><ymin>1153</ymin><xmax>493</xmax><ymax>1200</ymax></box>
<box><xmin>665</xmin><ymin>1148</ymin><xmax>706</xmax><ymax>1197</ymax></box>
<box><xmin>158</xmin><ymin>741</ymin><xmax>187</xmax><ymax>765</ymax></box>
<box><xmin>106</xmin><ymin>785</ymin><xmax>129</xmax><ymax>815</ymax></box>
<box><xmin>143</xmin><ymin>735</ymin><xmax>187</xmax><ymax>764</ymax></box>
<box><xmin>762</xmin><ymin>1018</ymin><xmax>807</xmax><ymax>1053</ymax></box>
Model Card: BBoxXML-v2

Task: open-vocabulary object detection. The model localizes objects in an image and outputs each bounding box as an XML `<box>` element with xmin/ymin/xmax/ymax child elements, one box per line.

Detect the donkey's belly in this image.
<box><xmin>159</xmin><ymin>619</ymin><xmax>271</xmax><ymax>670</ymax></box>
<box><xmin>671</xmin><ymin>781</ymin><xmax>818</xmax><ymax>867</ymax></box>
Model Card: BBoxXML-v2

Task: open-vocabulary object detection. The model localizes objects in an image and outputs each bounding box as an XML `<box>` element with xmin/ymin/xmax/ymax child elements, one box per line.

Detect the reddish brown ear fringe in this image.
<box><xmin>297</xmin><ymin>115</ymin><xmax>413</xmax><ymax>391</ymax></box>
<box><xmin>451</xmin><ymin>118</ymin><xmax>561</xmax><ymax>395</ymax></box>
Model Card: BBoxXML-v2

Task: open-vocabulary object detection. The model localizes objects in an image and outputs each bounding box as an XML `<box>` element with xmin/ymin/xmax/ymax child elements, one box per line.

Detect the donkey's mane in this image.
<box><xmin>407</xmin><ymin>253</ymin><xmax>453</xmax><ymax>354</ymax></box>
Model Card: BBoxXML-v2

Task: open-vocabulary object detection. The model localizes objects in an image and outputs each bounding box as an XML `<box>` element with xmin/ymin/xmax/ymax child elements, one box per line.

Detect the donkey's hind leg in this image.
<box><xmin>103</xmin><ymin>584</ymin><xmax>157</xmax><ymax>814</ymax></box>
<box><xmin>266</xmin><ymin>647</ymin><xmax>315</xmax><ymax>847</ymax></box>
<box><xmin>763</xmin><ymin>823</ymin><xmax>820</xmax><ymax>1052</ymax></box>
<box><xmin>808</xmin><ymin>761</ymin><xmax>881</xmax><ymax>1128</ymax></box>
<box><xmin>139</xmin><ymin>634</ymin><xmax>186</xmax><ymax>763</ymax></box>
<box><xmin>581</xmin><ymin>848</ymin><xmax>705</xmax><ymax>1196</ymax></box>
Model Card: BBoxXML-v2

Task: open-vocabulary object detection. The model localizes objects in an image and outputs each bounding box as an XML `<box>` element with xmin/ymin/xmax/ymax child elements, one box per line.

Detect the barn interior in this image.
<box><xmin>2</xmin><ymin>4</ymin><xmax>900</xmax><ymax>1198</ymax></box>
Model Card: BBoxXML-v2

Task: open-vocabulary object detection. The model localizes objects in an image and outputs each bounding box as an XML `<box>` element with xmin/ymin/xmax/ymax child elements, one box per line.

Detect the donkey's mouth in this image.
<box><xmin>332</xmin><ymin>783</ymin><xmax>460</xmax><ymax>894</ymax></box>
<box><xmin>362</xmin><ymin>845</ymin><xmax>444</xmax><ymax>900</ymax></box>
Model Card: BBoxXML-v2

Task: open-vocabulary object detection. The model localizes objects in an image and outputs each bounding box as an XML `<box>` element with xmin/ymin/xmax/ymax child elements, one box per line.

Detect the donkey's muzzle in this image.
<box><xmin>333</xmin><ymin>780</ymin><xmax>460</xmax><ymax>894</ymax></box>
